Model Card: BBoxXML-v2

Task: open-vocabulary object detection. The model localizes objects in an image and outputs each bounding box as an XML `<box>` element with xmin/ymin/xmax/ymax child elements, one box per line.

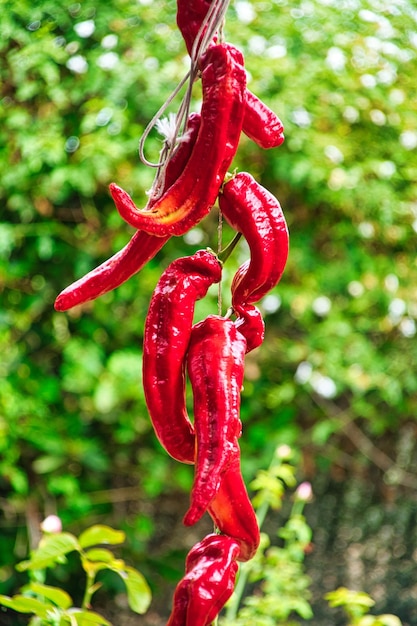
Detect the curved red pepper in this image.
<box><xmin>208</xmin><ymin>454</ymin><xmax>260</xmax><ymax>562</ymax></box>
<box><xmin>54</xmin><ymin>231</ymin><xmax>168</xmax><ymax>312</ymax></box>
<box><xmin>110</xmin><ymin>43</ymin><xmax>246</xmax><ymax>237</ymax></box>
<box><xmin>234</xmin><ymin>303</ymin><xmax>265</xmax><ymax>353</ymax></box>
<box><xmin>143</xmin><ymin>251</ymin><xmax>222</xmax><ymax>464</ymax></box>
<box><xmin>243</xmin><ymin>89</ymin><xmax>285</xmax><ymax>149</ymax></box>
<box><xmin>54</xmin><ymin>114</ymin><xmax>201</xmax><ymax>311</ymax></box>
<box><xmin>167</xmin><ymin>533</ymin><xmax>240</xmax><ymax>626</ymax></box>
<box><xmin>183</xmin><ymin>315</ymin><xmax>246</xmax><ymax>526</ymax></box>
<box><xmin>219</xmin><ymin>171</ymin><xmax>289</xmax><ymax>308</ymax></box>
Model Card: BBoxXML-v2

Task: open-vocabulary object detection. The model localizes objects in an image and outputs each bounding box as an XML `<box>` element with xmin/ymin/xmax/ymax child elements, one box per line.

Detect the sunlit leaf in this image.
<box><xmin>112</xmin><ymin>566</ymin><xmax>152</xmax><ymax>615</ymax></box>
<box><xmin>78</xmin><ymin>525</ymin><xmax>125</xmax><ymax>549</ymax></box>
<box><xmin>67</xmin><ymin>609</ymin><xmax>112</xmax><ymax>625</ymax></box>
<box><xmin>22</xmin><ymin>582</ymin><xmax>73</xmax><ymax>609</ymax></box>
<box><xmin>16</xmin><ymin>533</ymin><xmax>80</xmax><ymax>571</ymax></box>
<box><xmin>0</xmin><ymin>594</ymin><xmax>51</xmax><ymax>618</ymax></box>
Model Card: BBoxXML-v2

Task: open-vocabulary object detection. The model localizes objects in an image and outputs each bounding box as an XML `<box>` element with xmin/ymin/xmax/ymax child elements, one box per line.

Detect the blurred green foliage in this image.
<box><xmin>1</xmin><ymin>0</ymin><xmax>416</xmax><ymax>619</ymax></box>
<box><xmin>0</xmin><ymin>523</ymin><xmax>151</xmax><ymax>624</ymax></box>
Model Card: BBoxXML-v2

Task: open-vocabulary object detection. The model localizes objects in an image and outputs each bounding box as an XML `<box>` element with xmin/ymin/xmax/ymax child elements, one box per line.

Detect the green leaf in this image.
<box><xmin>84</xmin><ymin>548</ymin><xmax>115</xmax><ymax>564</ymax></box>
<box><xmin>81</xmin><ymin>551</ymin><xmax>121</xmax><ymax>577</ymax></box>
<box><xmin>0</xmin><ymin>594</ymin><xmax>51</xmax><ymax>618</ymax></box>
<box><xmin>17</xmin><ymin>533</ymin><xmax>80</xmax><ymax>571</ymax></box>
<box><xmin>325</xmin><ymin>587</ymin><xmax>375</xmax><ymax>612</ymax></box>
<box><xmin>377</xmin><ymin>616</ymin><xmax>403</xmax><ymax>626</ymax></box>
<box><xmin>22</xmin><ymin>582</ymin><xmax>73</xmax><ymax>610</ymax></box>
<box><xmin>78</xmin><ymin>525</ymin><xmax>125</xmax><ymax>549</ymax></box>
<box><xmin>114</xmin><ymin>566</ymin><xmax>152</xmax><ymax>615</ymax></box>
<box><xmin>68</xmin><ymin>609</ymin><xmax>112</xmax><ymax>625</ymax></box>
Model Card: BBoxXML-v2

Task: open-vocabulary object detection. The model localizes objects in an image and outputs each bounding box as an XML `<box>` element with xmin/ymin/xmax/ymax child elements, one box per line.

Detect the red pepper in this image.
<box><xmin>176</xmin><ymin>0</ymin><xmax>284</xmax><ymax>149</ymax></box>
<box><xmin>54</xmin><ymin>231</ymin><xmax>168</xmax><ymax>312</ymax></box>
<box><xmin>208</xmin><ymin>454</ymin><xmax>260</xmax><ymax>562</ymax></box>
<box><xmin>176</xmin><ymin>0</ymin><xmax>215</xmax><ymax>57</ymax></box>
<box><xmin>183</xmin><ymin>315</ymin><xmax>246</xmax><ymax>526</ymax></box>
<box><xmin>143</xmin><ymin>251</ymin><xmax>222</xmax><ymax>464</ymax></box>
<box><xmin>219</xmin><ymin>171</ymin><xmax>289</xmax><ymax>308</ymax></box>
<box><xmin>110</xmin><ymin>43</ymin><xmax>246</xmax><ymax>237</ymax></box>
<box><xmin>243</xmin><ymin>89</ymin><xmax>285</xmax><ymax>149</ymax></box>
<box><xmin>166</xmin><ymin>533</ymin><xmax>240</xmax><ymax>626</ymax></box>
<box><xmin>54</xmin><ymin>114</ymin><xmax>201</xmax><ymax>311</ymax></box>
<box><xmin>234</xmin><ymin>303</ymin><xmax>265</xmax><ymax>353</ymax></box>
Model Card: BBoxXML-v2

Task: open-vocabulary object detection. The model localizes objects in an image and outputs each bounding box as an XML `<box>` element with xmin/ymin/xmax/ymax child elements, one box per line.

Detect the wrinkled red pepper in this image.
<box><xmin>166</xmin><ymin>533</ymin><xmax>240</xmax><ymax>626</ymax></box>
<box><xmin>234</xmin><ymin>303</ymin><xmax>265</xmax><ymax>353</ymax></box>
<box><xmin>176</xmin><ymin>0</ymin><xmax>284</xmax><ymax>149</ymax></box>
<box><xmin>219</xmin><ymin>171</ymin><xmax>289</xmax><ymax>308</ymax></box>
<box><xmin>183</xmin><ymin>315</ymin><xmax>246</xmax><ymax>526</ymax></box>
<box><xmin>243</xmin><ymin>89</ymin><xmax>285</xmax><ymax>149</ymax></box>
<box><xmin>110</xmin><ymin>43</ymin><xmax>246</xmax><ymax>236</ymax></box>
<box><xmin>208</xmin><ymin>454</ymin><xmax>260</xmax><ymax>562</ymax></box>
<box><xmin>176</xmin><ymin>0</ymin><xmax>216</xmax><ymax>57</ymax></box>
<box><xmin>54</xmin><ymin>114</ymin><xmax>201</xmax><ymax>311</ymax></box>
<box><xmin>143</xmin><ymin>251</ymin><xmax>222</xmax><ymax>464</ymax></box>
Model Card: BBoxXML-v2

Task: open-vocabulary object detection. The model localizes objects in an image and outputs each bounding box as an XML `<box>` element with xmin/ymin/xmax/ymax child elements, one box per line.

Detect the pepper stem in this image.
<box><xmin>218</xmin><ymin>231</ymin><xmax>242</xmax><ymax>264</ymax></box>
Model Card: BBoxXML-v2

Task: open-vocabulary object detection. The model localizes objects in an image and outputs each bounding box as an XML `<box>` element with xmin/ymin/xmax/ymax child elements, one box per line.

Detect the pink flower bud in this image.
<box><xmin>295</xmin><ymin>481</ymin><xmax>313</xmax><ymax>502</ymax></box>
<box><xmin>40</xmin><ymin>515</ymin><xmax>62</xmax><ymax>534</ymax></box>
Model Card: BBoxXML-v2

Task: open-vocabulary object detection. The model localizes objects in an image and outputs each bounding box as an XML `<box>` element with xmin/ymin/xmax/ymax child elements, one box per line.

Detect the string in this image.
<box><xmin>138</xmin><ymin>0</ymin><xmax>231</xmax><ymax>205</ymax></box>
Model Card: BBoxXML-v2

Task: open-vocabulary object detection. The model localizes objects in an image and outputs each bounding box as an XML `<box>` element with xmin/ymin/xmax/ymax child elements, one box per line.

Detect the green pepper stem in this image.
<box><xmin>218</xmin><ymin>231</ymin><xmax>242</xmax><ymax>264</ymax></box>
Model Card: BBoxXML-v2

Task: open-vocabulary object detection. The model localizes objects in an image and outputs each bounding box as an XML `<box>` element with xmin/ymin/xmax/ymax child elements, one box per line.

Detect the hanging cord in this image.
<box><xmin>217</xmin><ymin>209</ymin><xmax>223</xmax><ymax>315</ymax></box>
<box><xmin>138</xmin><ymin>0</ymin><xmax>231</xmax><ymax>205</ymax></box>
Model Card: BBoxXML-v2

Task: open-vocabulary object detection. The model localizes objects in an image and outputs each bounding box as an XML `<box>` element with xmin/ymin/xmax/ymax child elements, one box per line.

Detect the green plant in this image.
<box><xmin>0</xmin><ymin>523</ymin><xmax>151</xmax><ymax>625</ymax></box>
<box><xmin>220</xmin><ymin>445</ymin><xmax>313</xmax><ymax>625</ymax></box>
<box><xmin>325</xmin><ymin>587</ymin><xmax>403</xmax><ymax>626</ymax></box>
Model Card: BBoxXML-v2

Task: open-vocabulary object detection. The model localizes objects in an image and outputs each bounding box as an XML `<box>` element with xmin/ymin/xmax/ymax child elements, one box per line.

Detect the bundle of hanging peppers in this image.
<box><xmin>55</xmin><ymin>1</ymin><xmax>289</xmax><ymax>623</ymax></box>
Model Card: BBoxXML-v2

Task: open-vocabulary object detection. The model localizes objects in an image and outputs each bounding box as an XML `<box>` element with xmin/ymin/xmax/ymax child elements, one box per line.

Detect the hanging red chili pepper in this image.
<box><xmin>54</xmin><ymin>113</ymin><xmax>202</xmax><ymax>311</ymax></box>
<box><xmin>219</xmin><ymin>171</ymin><xmax>289</xmax><ymax>308</ymax></box>
<box><xmin>243</xmin><ymin>89</ymin><xmax>285</xmax><ymax>149</ymax></box>
<box><xmin>183</xmin><ymin>315</ymin><xmax>246</xmax><ymax>526</ymax></box>
<box><xmin>208</xmin><ymin>454</ymin><xmax>260</xmax><ymax>562</ymax></box>
<box><xmin>176</xmin><ymin>0</ymin><xmax>284</xmax><ymax>149</ymax></box>
<box><xmin>166</xmin><ymin>533</ymin><xmax>240</xmax><ymax>626</ymax></box>
<box><xmin>176</xmin><ymin>0</ymin><xmax>216</xmax><ymax>57</ymax></box>
<box><xmin>110</xmin><ymin>43</ymin><xmax>246</xmax><ymax>237</ymax></box>
<box><xmin>54</xmin><ymin>231</ymin><xmax>167</xmax><ymax>312</ymax></box>
<box><xmin>143</xmin><ymin>251</ymin><xmax>222</xmax><ymax>464</ymax></box>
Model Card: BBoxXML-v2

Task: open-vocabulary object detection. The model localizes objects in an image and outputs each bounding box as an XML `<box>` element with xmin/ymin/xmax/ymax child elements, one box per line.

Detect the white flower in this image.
<box><xmin>41</xmin><ymin>515</ymin><xmax>62</xmax><ymax>534</ymax></box>
<box><xmin>276</xmin><ymin>444</ymin><xmax>292</xmax><ymax>460</ymax></box>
